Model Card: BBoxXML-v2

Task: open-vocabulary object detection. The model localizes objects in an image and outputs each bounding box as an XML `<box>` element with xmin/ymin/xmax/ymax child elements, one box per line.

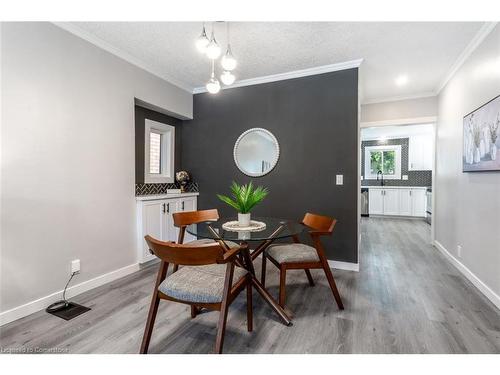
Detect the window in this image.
<box><xmin>364</xmin><ymin>145</ymin><xmax>401</xmax><ymax>179</ymax></box>
<box><xmin>144</xmin><ymin>119</ymin><xmax>175</xmax><ymax>183</ymax></box>
<box><xmin>149</xmin><ymin>131</ymin><xmax>161</xmax><ymax>174</ymax></box>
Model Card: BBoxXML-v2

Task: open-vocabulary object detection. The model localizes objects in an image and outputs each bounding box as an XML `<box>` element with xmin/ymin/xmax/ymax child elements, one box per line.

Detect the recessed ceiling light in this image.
<box><xmin>395</xmin><ymin>75</ymin><xmax>408</xmax><ymax>86</ymax></box>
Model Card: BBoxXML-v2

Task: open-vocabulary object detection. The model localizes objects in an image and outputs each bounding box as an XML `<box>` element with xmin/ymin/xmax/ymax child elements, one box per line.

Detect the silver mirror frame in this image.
<box><xmin>233</xmin><ymin>127</ymin><xmax>280</xmax><ymax>177</ymax></box>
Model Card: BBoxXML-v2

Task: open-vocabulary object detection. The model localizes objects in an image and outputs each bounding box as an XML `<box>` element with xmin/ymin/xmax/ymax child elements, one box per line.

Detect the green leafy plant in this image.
<box><xmin>217</xmin><ymin>181</ymin><xmax>268</xmax><ymax>214</ymax></box>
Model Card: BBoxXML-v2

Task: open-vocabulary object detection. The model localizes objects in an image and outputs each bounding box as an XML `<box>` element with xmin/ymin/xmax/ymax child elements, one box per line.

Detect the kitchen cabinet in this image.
<box><xmin>382</xmin><ymin>189</ymin><xmax>400</xmax><ymax>215</ymax></box>
<box><xmin>368</xmin><ymin>189</ymin><xmax>384</xmax><ymax>215</ymax></box>
<box><xmin>136</xmin><ymin>193</ymin><xmax>198</xmax><ymax>263</ymax></box>
<box><xmin>368</xmin><ymin>187</ymin><xmax>427</xmax><ymax>217</ymax></box>
<box><xmin>399</xmin><ymin>189</ymin><xmax>413</xmax><ymax>216</ymax></box>
<box><xmin>411</xmin><ymin>189</ymin><xmax>426</xmax><ymax>217</ymax></box>
<box><xmin>409</xmin><ymin>134</ymin><xmax>433</xmax><ymax>171</ymax></box>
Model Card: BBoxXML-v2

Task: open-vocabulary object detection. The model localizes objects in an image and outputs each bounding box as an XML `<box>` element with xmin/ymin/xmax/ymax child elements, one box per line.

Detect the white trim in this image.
<box><xmin>193</xmin><ymin>59</ymin><xmax>364</xmax><ymax>94</ymax></box>
<box><xmin>436</xmin><ymin>22</ymin><xmax>498</xmax><ymax>94</ymax></box>
<box><xmin>52</xmin><ymin>22</ymin><xmax>193</xmax><ymax>93</ymax></box>
<box><xmin>0</xmin><ymin>263</ymin><xmax>141</xmax><ymax>326</ymax></box>
<box><xmin>360</xmin><ymin>116</ymin><xmax>437</xmax><ymax>128</ymax></box>
<box><xmin>433</xmin><ymin>241</ymin><xmax>500</xmax><ymax>311</ymax></box>
<box><xmin>362</xmin><ymin>92</ymin><xmax>437</xmax><ymax>105</ymax></box>
<box><xmin>328</xmin><ymin>260</ymin><xmax>359</xmax><ymax>272</ymax></box>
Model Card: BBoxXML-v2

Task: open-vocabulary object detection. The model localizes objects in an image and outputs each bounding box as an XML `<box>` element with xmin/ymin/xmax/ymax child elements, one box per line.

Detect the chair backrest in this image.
<box><xmin>172</xmin><ymin>209</ymin><xmax>219</xmax><ymax>228</ymax></box>
<box><xmin>302</xmin><ymin>213</ymin><xmax>337</xmax><ymax>234</ymax></box>
<box><xmin>144</xmin><ymin>235</ymin><xmax>224</xmax><ymax>266</ymax></box>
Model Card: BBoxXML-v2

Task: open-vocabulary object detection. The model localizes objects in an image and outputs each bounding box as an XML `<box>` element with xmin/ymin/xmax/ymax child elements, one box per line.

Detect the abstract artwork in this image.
<box><xmin>463</xmin><ymin>95</ymin><xmax>500</xmax><ymax>172</ymax></box>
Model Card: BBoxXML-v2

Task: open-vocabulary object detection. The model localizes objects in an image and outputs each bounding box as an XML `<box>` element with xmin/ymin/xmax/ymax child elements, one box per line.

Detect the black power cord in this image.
<box><xmin>46</xmin><ymin>272</ymin><xmax>77</xmax><ymax>313</ymax></box>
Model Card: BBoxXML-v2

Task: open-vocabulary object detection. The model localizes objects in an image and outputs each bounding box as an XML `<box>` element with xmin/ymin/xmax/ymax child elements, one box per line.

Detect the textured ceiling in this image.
<box><xmin>70</xmin><ymin>22</ymin><xmax>484</xmax><ymax>102</ymax></box>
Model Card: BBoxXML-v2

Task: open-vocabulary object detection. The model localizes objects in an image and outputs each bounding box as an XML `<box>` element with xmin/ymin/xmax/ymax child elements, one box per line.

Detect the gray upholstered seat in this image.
<box><xmin>266</xmin><ymin>243</ymin><xmax>320</xmax><ymax>264</ymax></box>
<box><xmin>158</xmin><ymin>264</ymin><xmax>247</xmax><ymax>303</ymax></box>
<box><xmin>186</xmin><ymin>238</ymin><xmax>240</xmax><ymax>249</ymax></box>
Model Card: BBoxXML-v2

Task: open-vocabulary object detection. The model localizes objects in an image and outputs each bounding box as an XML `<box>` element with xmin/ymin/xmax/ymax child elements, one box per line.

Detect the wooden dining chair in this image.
<box><xmin>261</xmin><ymin>212</ymin><xmax>344</xmax><ymax>310</ymax></box>
<box><xmin>140</xmin><ymin>235</ymin><xmax>253</xmax><ymax>354</ymax></box>
<box><xmin>172</xmin><ymin>209</ymin><xmax>240</xmax><ymax>319</ymax></box>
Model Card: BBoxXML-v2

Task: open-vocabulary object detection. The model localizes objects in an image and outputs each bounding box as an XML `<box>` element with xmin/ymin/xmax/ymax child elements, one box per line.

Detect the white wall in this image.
<box><xmin>361</xmin><ymin>96</ymin><xmax>438</xmax><ymax>125</ymax></box>
<box><xmin>0</xmin><ymin>22</ymin><xmax>192</xmax><ymax>319</ymax></box>
<box><xmin>435</xmin><ymin>24</ymin><xmax>500</xmax><ymax>305</ymax></box>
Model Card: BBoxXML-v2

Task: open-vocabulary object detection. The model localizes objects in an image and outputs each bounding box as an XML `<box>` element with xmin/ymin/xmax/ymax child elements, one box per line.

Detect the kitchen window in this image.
<box><xmin>364</xmin><ymin>145</ymin><xmax>401</xmax><ymax>179</ymax></box>
<box><xmin>144</xmin><ymin>119</ymin><xmax>175</xmax><ymax>183</ymax></box>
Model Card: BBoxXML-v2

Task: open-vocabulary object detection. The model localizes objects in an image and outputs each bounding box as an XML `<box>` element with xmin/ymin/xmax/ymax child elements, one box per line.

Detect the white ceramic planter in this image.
<box><xmin>238</xmin><ymin>213</ymin><xmax>251</xmax><ymax>227</ymax></box>
<box><xmin>491</xmin><ymin>144</ymin><xmax>497</xmax><ymax>161</ymax></box>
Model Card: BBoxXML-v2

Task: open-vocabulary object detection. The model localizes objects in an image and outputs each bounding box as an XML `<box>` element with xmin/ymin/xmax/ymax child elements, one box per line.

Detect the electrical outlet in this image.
<box><xmin>336</xmin><ymin>175</ymin><xmax>343</xmax><ymax>185</ymax></box>
<box><xmin>457</xmin><ymin>245</ymin><xmax>462</xmax><ymax>258</ymax></box>
<box><xmin>402</xmin><ymin>175</ymin><xmax>408</xmax><ymax>180</ymax></box>
<box><xmin>71</xmin><ymin>259</ymin><xmax>81</xmax><ymax>274</ymax></box>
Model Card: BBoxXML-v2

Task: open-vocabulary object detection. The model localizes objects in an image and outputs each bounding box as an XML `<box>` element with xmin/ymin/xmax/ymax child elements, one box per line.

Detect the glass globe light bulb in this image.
<box><xmin>220</xmin><ymin>70</ymin><xmax>235</xmax><ymax>85</ymax></box>
<box><xmin>205</xmin><ymin>32</ymin><xmax>221</xmax><ymax>60</ymax></box>
<box><xmin>221</xmin><ymin>46</ymin><xmax>237</xmax><ymax>71</ymax></box>
<box><xmin>195</xmin><ymin>26</ymin><xmax>210</xmax><ymax>53</ymax></box>
<box><xmin>206</xmin><ymin>77</ymin><xmax>221</xmax><ymax>94</ymax></box>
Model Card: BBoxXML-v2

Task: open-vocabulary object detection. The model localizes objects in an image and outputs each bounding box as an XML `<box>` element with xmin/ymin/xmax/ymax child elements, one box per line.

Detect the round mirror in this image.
<box><xmin>234</xmin><ymin>128</ymin><xmax>280</xmax><ymax>177</ymax></box>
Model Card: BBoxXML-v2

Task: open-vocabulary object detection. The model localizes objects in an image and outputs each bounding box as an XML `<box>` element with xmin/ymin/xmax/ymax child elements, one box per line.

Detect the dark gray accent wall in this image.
<box><xmin>361</xmin><ymin>138</ymin><xmax>432</xmax><ymax>187</ymax></box>
<box><xmin>182</xmin><ymin>69</ymin><xmax>359</xmax><ymax>263</ymax></box>
<box><xmin>135</xmin><ymin>104</ymin><xmax>183</xmax><ymax>184</ymax></box>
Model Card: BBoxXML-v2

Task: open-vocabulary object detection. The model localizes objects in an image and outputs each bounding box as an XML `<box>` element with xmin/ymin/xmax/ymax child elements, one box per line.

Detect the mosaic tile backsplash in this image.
<box><xmin>361</xmin><ymin>138</ymin><xmax>432</xmax><ymax>187</ymax></box>
<box><xmin>135</xmin><ymin>182</ymin><xmax>199</xmax><ymax>196</ymax></box>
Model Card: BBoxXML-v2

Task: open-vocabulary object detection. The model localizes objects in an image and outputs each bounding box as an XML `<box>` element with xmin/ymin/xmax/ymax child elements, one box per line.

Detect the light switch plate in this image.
<box><xmin>402</xmin><ymin>175</ymin><xmax>409</xmax><ymax>180</ymax></box>
<box><xmin>336</xmin><ymin>175</ymin><xmax>343</xmax><ymax>185</ymax></box>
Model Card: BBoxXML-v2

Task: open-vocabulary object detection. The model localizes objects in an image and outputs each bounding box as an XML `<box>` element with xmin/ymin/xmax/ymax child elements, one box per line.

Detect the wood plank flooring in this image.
<box><xmin>1</xmin><ymin>218</ymin><xmax>499</xmax><ymax>353</ymax></box>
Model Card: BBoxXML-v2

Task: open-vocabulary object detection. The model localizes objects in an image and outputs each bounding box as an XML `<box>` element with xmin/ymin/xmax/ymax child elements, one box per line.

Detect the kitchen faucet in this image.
<box><xmin>377</xmin><ymin>170</ymin><xmax>384</xmax><ymax>186</ymax></box>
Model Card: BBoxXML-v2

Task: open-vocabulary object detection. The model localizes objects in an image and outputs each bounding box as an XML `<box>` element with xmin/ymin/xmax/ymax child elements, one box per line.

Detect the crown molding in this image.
<box><xmin>436</xmin><ymin>22</ymin><xmax>498</xmax><ymax>94</ymax></box>
<box><xmin>193</xmin><ymin>59</ymin><xmax>363</xmax><ymax>94</ymax></box>
<box><xmin>52</xmin><ymin>22</ymin><xmax>193</xmax><ymax>94</ymax></box>
<box><xmin>362</xmin><ymin>92</ymin><xmax>437</xmax><ymax>105</ymax></box>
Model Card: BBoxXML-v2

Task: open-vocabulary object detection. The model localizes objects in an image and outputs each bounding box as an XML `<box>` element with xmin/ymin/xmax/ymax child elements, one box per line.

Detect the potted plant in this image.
<box><xmin>217</xmin><ymin>181</ymin><xmax>268</xmax><ymax>226</ymax></box>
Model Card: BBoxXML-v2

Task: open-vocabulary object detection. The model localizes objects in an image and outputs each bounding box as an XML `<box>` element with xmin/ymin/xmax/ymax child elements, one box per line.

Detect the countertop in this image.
<box><xmin>135</xmin><ymin>192</ymin><xmax>199</xmax><ymax>201</ymax></box>
<box><xmin>361</xmin><ymin>186</ymin><xmax>429</xmax><ymax>189</ymax></box>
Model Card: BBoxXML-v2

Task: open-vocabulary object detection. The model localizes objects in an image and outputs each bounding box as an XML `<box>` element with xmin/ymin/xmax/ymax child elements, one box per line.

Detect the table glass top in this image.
<box><xmin>186</xmin><ymin>217</ymin><xmax>305</xmax><ymax>242</ymax></box>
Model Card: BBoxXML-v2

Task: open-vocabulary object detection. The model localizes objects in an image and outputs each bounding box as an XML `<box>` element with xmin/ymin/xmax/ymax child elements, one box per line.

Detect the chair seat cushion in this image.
<box><xmin>158</xmin><ymin>264</ymin><xmax>247</xmax><ymax>304</ymax></box>
<box><xmin>267</xmin><ymin>243</ymin><xmax>320</xmax><ymax>264</ymax></box>
<box><xmin>186</xmin><ymin>238</ymin><xmax>239</xmax><ymax>249</ymax></box>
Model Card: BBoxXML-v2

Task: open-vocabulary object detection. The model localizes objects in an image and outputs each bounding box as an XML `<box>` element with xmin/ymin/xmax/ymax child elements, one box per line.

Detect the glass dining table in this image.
<box><xmin>186</xmin><ymin>216</ymin><xmax>305</xmax><ymax>326</ymax></box>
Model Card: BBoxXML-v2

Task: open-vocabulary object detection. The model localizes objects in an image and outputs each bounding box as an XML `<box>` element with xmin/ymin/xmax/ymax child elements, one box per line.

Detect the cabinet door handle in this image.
<box><xmin>182</xmin><ymin>201</ymin><xmax>185</xmax><ymax>210</ymax></box>
<box><xmin>410</xmin><ymin>190</ymin><xmax>412</xmax><ymax>196</ymax></box>
<box><xmin>162</xmin><ymin>203</ymin><xmax>166</xmax><ymax>213</ymax></box>
<box><xmin>167</xmin><ymin>203</ymin><xmax>170</xmax><ymax>213</ymax></box>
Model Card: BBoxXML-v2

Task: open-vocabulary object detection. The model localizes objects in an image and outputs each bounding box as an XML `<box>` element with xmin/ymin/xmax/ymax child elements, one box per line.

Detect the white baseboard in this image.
<box><xmin>0</xmin><ymin>263</ymin><xmax>141</xmax><ymax>326</ymax></box>
<box><xmin>434</xmin><ymin>240</ymin><xmax>500</xmax><ymax>310</ymax></box>
<box><xmin>328</xmin><ymin>260</ymin><xmax>359</xmax><ymax>272</ymax></box>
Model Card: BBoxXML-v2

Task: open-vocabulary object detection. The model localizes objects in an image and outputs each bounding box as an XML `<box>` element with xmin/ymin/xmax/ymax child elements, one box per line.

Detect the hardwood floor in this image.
<box><xmin>1</xmin><ymin>218</ymin><xmax>499</xmax><ymax>353</ymax></box>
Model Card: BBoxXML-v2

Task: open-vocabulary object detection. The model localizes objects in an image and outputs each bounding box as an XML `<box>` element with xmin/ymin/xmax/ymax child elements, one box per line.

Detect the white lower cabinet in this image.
<box><xmin>399</xmin><ymin>189</ymin><xmax>412</xmax><ymax>216</ymax></box>
<box><xmin>382</xmin><ymin>189</ymin><xmax>400</xmax><ymax>215</ymax></box>
<box><xmin>411</xmin><ymin>189</ymin><xmax>426</xmax><ymax>217</ymax></box>
<box><xmin>136</xmin><ymin>194</ymin><xmax>198</xmax><ymax>263</ymax></box>
<box><xmin>368</xmin><ymin>187</ymin><xmax>427</xmax><ymax>217</ymax></box>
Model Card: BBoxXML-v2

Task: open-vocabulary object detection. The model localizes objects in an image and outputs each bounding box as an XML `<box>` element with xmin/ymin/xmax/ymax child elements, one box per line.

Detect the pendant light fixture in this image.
<box><xmin>221</xmin><ymin>23</ymin><xmax>237</xmax><ymax>71</ymax></box>
<box><xmin>206</xmin><ymin>60</ymin><xmax>221</xmax><ymax>94</ymax></box>
<box><xmin>205</xmin><ymin>23</ymin><xmax>221</xmax><ymax>60</ymax></box>
<box><xmin>220</xmin><ymin>70</ymin><xmax>235</xmax><ymax>85</ymax></box>
<box><xmin>198</xmin><ymin>22</ymin><xmax>237</xmax><ymax>93</ymax></box>
<box><xmin>195</xmin><ymin>23</ymin><xmax>210</xmax><ymax>53</ymax></box>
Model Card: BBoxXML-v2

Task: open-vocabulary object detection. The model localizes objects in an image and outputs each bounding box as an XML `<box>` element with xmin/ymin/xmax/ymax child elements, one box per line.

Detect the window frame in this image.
<box><xmin>364</xmin><ymin>145</ymin><xmax>402</xmax><ymax>180</ymax></box>
<box><xmin>144</xmin><ymin>119</ymin><xmax>175</xmax><ymax>183</ymax></box>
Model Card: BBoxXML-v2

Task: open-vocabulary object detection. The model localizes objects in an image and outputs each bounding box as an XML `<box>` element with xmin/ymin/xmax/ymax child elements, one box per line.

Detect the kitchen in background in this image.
<box><xmin>360</xmin><ymin>124</ymin><xmax>434</xmax><ymax>223</ymax></box>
